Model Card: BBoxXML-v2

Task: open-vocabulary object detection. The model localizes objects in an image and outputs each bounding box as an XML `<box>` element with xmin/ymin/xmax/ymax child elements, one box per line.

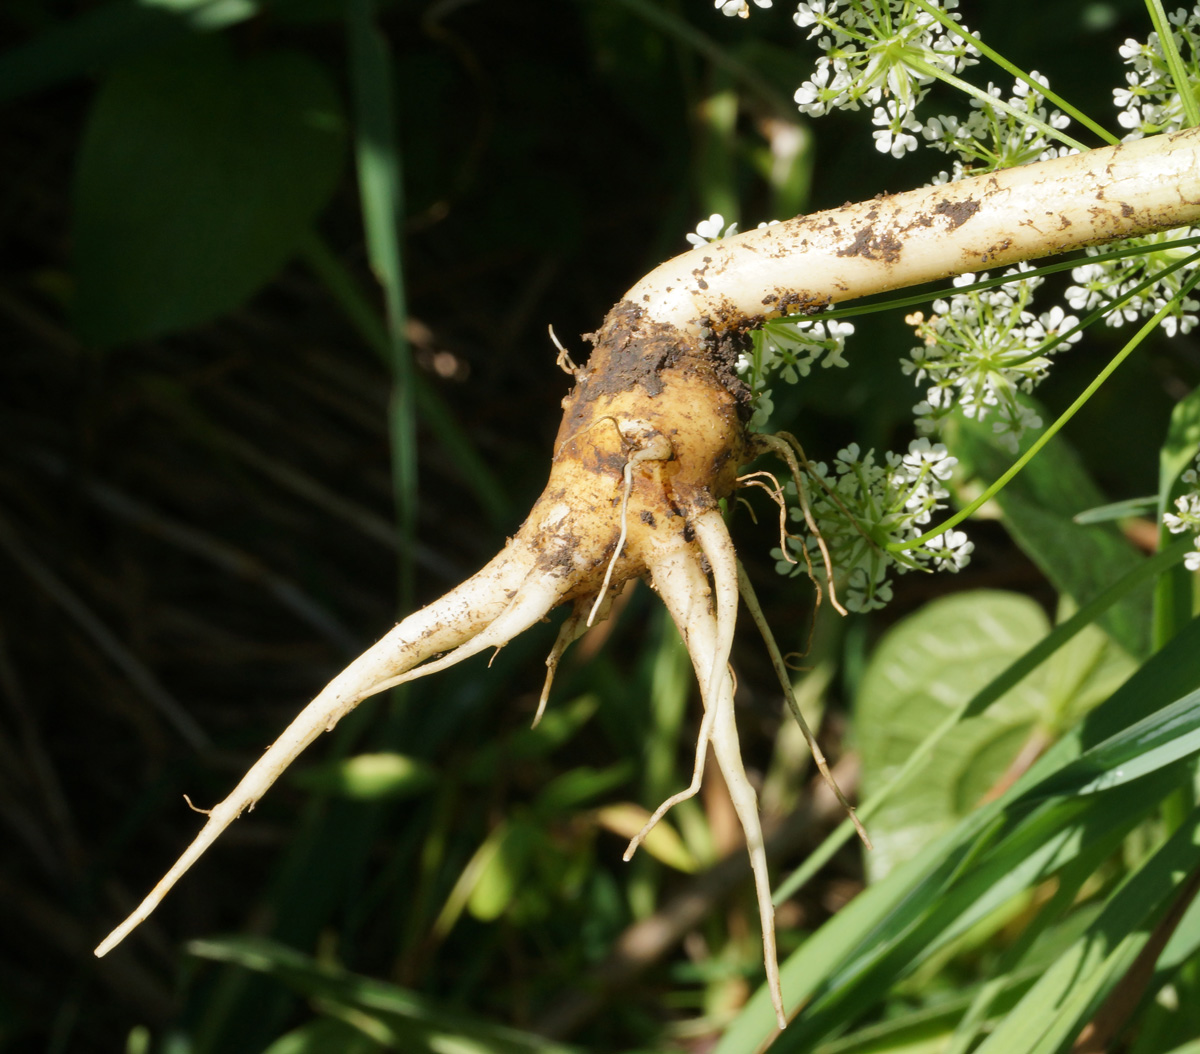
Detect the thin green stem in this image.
<box><xmin>772</xmin><ymin>536</ymin><xmax>1193</xmax><ymax>905</ymax></box>
<box><xmin>892</xmin><ymin>259</ymin><xmax>1200</xmax><ymax>552</ymax></box>
<box><xmin>1001</xmin><ymin>245</ymin><xmax>1200</xmax><ymax>369</ymax></box>
<box><xmin>910</xmin><ymin>0</ymin><xmax>1119</xmax><ymax>145</ymax></box>
<box><xmin>297</xmin><ymin>231</ymin><xmax>509</xmax><ymax>529</ymax></box>
<box><xmin>347</xmin><ymin>0</ymin><xmax>417</xmax><ymax>611</ymax></box>
<box><xmin>802</xmin><ymin>237</ymin><xmax>1200</xmax><ymax>323</ymax></box>
<box><xmin>1147</xmin><ymin>0</ymin><xmax>1200</xmax><ymax>129</ymax></box>
<box><xmin>909</xmin><ymin>55</ymin><xmax>1090</xmax><ymax>153</ymax></box>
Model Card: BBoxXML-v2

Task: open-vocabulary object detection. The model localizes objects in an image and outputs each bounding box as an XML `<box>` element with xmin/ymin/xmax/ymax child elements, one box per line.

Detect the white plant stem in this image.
<box><xmin>629</xmin><ymin>127</ymin><xmax>1200</xmax><ymax>333</ymax></box>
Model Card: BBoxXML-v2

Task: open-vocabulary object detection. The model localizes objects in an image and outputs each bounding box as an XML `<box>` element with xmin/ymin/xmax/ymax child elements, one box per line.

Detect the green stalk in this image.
<box><xmin>908</xmin><ymin>55</ymin><xmax>1091</xmax><ymax>154</ymax></box>
<box><xmin>1146</xmin><ymin>0</ymin><xmax>1200</xmax><ymax>130</ymax></box>
<box><xmin>895</xmin><ymin>257</ymin><xmax>1200</xmax><ymax>552</ymax></box>
<box><xmin>911</xmin><ymin>0</ymin><xmax>1119</xmax><ymax>145</ymax></box>
<box><xmin>811</xmin><ymin>236</ymin><xmax>1200</xmax><ymax>323</ymax></box>
<box><xmin>297</xmin><ymin>230</ymin><xmax>509</xmax><ymax>529</ymax></box>
<box><xmin>772</xmin><ymin>536</ymin><xmax>1193</xmax><ymax>905</ymax></box>
<box><xmin>347</xmin><ymin>0</ymin><xmax>417</xmax><ymax>610</ymax></box>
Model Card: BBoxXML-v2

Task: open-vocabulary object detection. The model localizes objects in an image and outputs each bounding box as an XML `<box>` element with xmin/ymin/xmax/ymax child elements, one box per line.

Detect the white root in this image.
<box><xmin>621</xmin><ymin>525</ymin><xmax>723</xmax><ymax>860</ymax></box>
<box><xmin>642</xmin><ymin>512</ymin><xmax>788</xmax><ymax>1031</ymax></box>
<box><xmin>93</xmin><ymin>541</ymin><xmax>557</xmax><ymax>958</ymax></box>
<box><xmin>755</xmin><ymin>432</ymin><xmax>847</xmax><ymax>617</ymax></box>
<box><xmin>736</xmin><ymin>559</ymin><xmax>872</xmax><ymax>851</ymax></box>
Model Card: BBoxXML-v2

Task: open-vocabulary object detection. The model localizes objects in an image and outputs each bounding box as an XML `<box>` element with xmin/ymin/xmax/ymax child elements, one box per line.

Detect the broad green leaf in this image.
<box><xmin>291</xmin><ymin>752</ymin><xmax>437</xmax><ymax>801</ymax></box>
<box><xmin>947</xmin><ymin>409</ymin><xmax>1150</xmax><ymax>657</ymax></box>
<box><xmin>0</xmin><ymin>0</ymin><xmax>260</xmax><ymax>103</ymax></box>
<box><xmin>1156</xmin><ymin>385</ymin><xmax>1200</xmax><ymax>643</ymax></box>
<box><xmin>720</xmin><ymin>616</ymin><xmax>1200</xmax><ymax>1054</ymax></box>
<box><xmin>73</xmin><ymin>34</ymin><xmax>345</xmax><ymax>344</ymax></box>
<box><xmin>188</xmin><ymin>936</ymin><xmax>580</xmax><ymax>1054</ymax></box>
<box><xmin>856</xmin><ymin>590</ymin><xmax>1133</xmax><ymax>880</ymax></box>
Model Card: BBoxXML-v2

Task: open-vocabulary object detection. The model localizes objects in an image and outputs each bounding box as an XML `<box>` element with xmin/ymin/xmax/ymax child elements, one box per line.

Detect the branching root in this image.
<box><xmin>93</xmin><ymin>299</ymin><xmax>868</xmax><ymax>1035</ymax></box>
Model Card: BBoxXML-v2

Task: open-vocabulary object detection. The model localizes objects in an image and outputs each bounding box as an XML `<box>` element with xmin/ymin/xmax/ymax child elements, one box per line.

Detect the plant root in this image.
<box><xmin>96</xmin><ymin>298</ymin><xmax>797</xmax><ymax>1031</ymax></box>
<box><xmin>94</xmin><ymin>539</ymin><xmax>556</xmax><ymax>957</ymax></box>
<box><xmin>736</xmin><ymin>560</ymin><xmax>872</xmax><ymax>851</ymax></box>
<box><xmin>753</xmin><ymin>431</ymin><xmax>848</xmax><ymax>617</ymax></box>
<box><xmin>643</xmin><ymin>514</ymin><xmax>788</xmax><ymax>1031</ymax></box>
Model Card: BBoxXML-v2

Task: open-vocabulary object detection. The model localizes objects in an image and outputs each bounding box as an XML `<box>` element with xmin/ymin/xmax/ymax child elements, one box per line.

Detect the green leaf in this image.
<box><xmin>291</xmin><ymin>752</ymin><xmax>437</xmax><ymax>802</ymax></box>
<box><xmin>1073</xmin><ymin>495</ymin><xmax>1158</xmax><ymax>524</ymax></box>
<box><xmin>72</xmin><ymin>34</ymin><xmax>345</xmax><ymax>345</ymax></box>
<box><xmin>856</xmin><ymin>590</ymin><xmax>1133</xmax><ymax>880</ymax></box>
<box><xmin>188</xmin><ymin>936</ymin><xmax>580</xmax><ymax>1054</ymax></box>
<box><xmin>0</xmin><ymin>0</ymin><xmax>260</xmax><ymax>103</ymax></box>
<box><xmin>1021</xmin><ymin>685</ymin><xmax>1200</xmax><ymax>799</ymax></box>
<box><xmin>947</xmin><ymin>408</ymin><xmax>1150</xmax><ymax>657</ymax></box>
<box><xmin>720</xmin><ymin>616</ymin><xmax>1200</xmax><ymax>1054</ymax></box>
<box><xmin>974</xmin><ymin>806</ymin><xmax>1200</xmax><ymax>1054</ymax></box>
<box><xmin>467</xmin><ymin>820</ymin><xmax>538</xmax><ymax>922</ymax></box>
<box><xmin>263</xmin><ymin>1018</ymin><xmax>384</xmax><ymax>1054</ymax></box>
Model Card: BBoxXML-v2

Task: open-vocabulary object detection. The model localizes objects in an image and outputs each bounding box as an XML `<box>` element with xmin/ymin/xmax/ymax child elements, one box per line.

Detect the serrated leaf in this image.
<box><xmin>72</xmin><ymin>34</ymin><xmax>345</xmax><ymax>345</ymax></box>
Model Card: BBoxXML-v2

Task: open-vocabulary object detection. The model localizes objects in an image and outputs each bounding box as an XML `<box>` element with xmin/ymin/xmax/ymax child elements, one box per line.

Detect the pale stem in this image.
<box><xmin>626</xmin><ymin>128</ymin><xmax>1200</xmax><ymax>333</ymax></box>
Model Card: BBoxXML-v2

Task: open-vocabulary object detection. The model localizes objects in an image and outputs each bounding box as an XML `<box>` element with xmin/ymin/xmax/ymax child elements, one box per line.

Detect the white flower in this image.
<box><xmin>686</xmin><ymin>213</ymin><xmax>739</xmax><ymax>246</ymax></box>
<box><xmin>1164</xmin><ymin>452</ymin><xmax>1200</xmax><ymax>574</ymax></box>
<box><xmin>904</xmin><ymin>265</ymin><xmax>1064</xmax><ymax>447</ymax></box>
<box><xmin>1065</xmin><ymin>227</ymin><xmax>1200</xmax><ymax>336</ymax></box>
<box><xmin>716</xmin><ymin>0</ymin><xmax>771</xmax><ymax>16</ymax></box>
<box><xmin>920</xmin><ymin>72</ymin><xmax>1074</xmax><ymax>179</ymax></box>
<box><xmin>788</xmin><ymin>0</ymin><xmax>979</xmax><ymax>150</ymax></box>
<box><xmin>927</xmin><ymin>528</ymin><xmax>974</xmax><ymax>571</ymax></box>
<box><xmin>1112</xmin><ymin>10</ymin><xmax>1200</xmax><ymax>138</ymax></box>
<box><xmin>776</xmin><ymin>438</ymin><xmax>971</xmax><ymax>611</ymax></box>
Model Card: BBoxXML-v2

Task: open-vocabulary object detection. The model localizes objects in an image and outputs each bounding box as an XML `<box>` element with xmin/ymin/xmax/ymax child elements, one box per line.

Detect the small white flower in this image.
<box><xmin>715</xmin><ymin>0</ymin><xmax>771</xmax><ymax>17</ymax></box>
<box><xmin>686</xmin><ymin>213</ymin><xmax>739</xmax><ymax>246</ymax></box>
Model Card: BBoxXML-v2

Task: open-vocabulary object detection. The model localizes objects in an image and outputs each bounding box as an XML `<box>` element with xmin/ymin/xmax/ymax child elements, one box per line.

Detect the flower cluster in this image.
<box><xmin>1061</xmin><ymin>9</ymin><xmax>1200</xmax><ymax>339</ymax></box>
<box><xmin>793</xmin><ymin>0</ymin><xmax>979</xmax><ymax>158</ymax></box>
<box><xmin>1066</xmin><ymin>231</ymin><xmax>1200</xmax><ymax>337</ymax></box>
<box><xmin>738</xmin><ymin>316</ymin><xmax>854</xmax><ymax>429</ymax></box>
<box><xmin>922</xmin><ymin>73</ymin><xmax>1073</xmax><ymax>181</ymax></box>
<box><xmin>903</xmin><ymin>266</ymin><xmax>1082</xmax><ymax>452</ymax></box>
<box><xmin>1164</xmin><ymin>453</ymin><xmax>1200</xmax><ymax>571</ymax></box>
<box><xmin>1114</xmin><ymin>6</ymin><xmax>1200</xmax><ymax>137</ymax></box>
<box><xmin>686</xmin><ymin>213</ymin><xmax>740</xmax><ymax>247</ymax></box>
<box><xmin>775</xmin><ymin>439</ymin><xmax>972</xmax><ymax>611</ymax></box>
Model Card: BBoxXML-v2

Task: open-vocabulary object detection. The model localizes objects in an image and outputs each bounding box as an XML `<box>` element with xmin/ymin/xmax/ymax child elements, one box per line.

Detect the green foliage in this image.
<box><xmin>856</xmin><ymin>589</ymin><xmax>1134</xmax><ymax>880</ymax></box>
<box><xmin>72</xmin><ymin>34</ymin><xmax>344</xmax><ymax>344</ymax></box>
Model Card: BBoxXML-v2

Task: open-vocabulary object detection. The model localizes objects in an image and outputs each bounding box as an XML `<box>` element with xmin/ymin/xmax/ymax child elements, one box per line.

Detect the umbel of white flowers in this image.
<box><xmin>704</xmin><ymin>0</ymin><xmax>1200</xmax><ymax>606</ymax></box>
